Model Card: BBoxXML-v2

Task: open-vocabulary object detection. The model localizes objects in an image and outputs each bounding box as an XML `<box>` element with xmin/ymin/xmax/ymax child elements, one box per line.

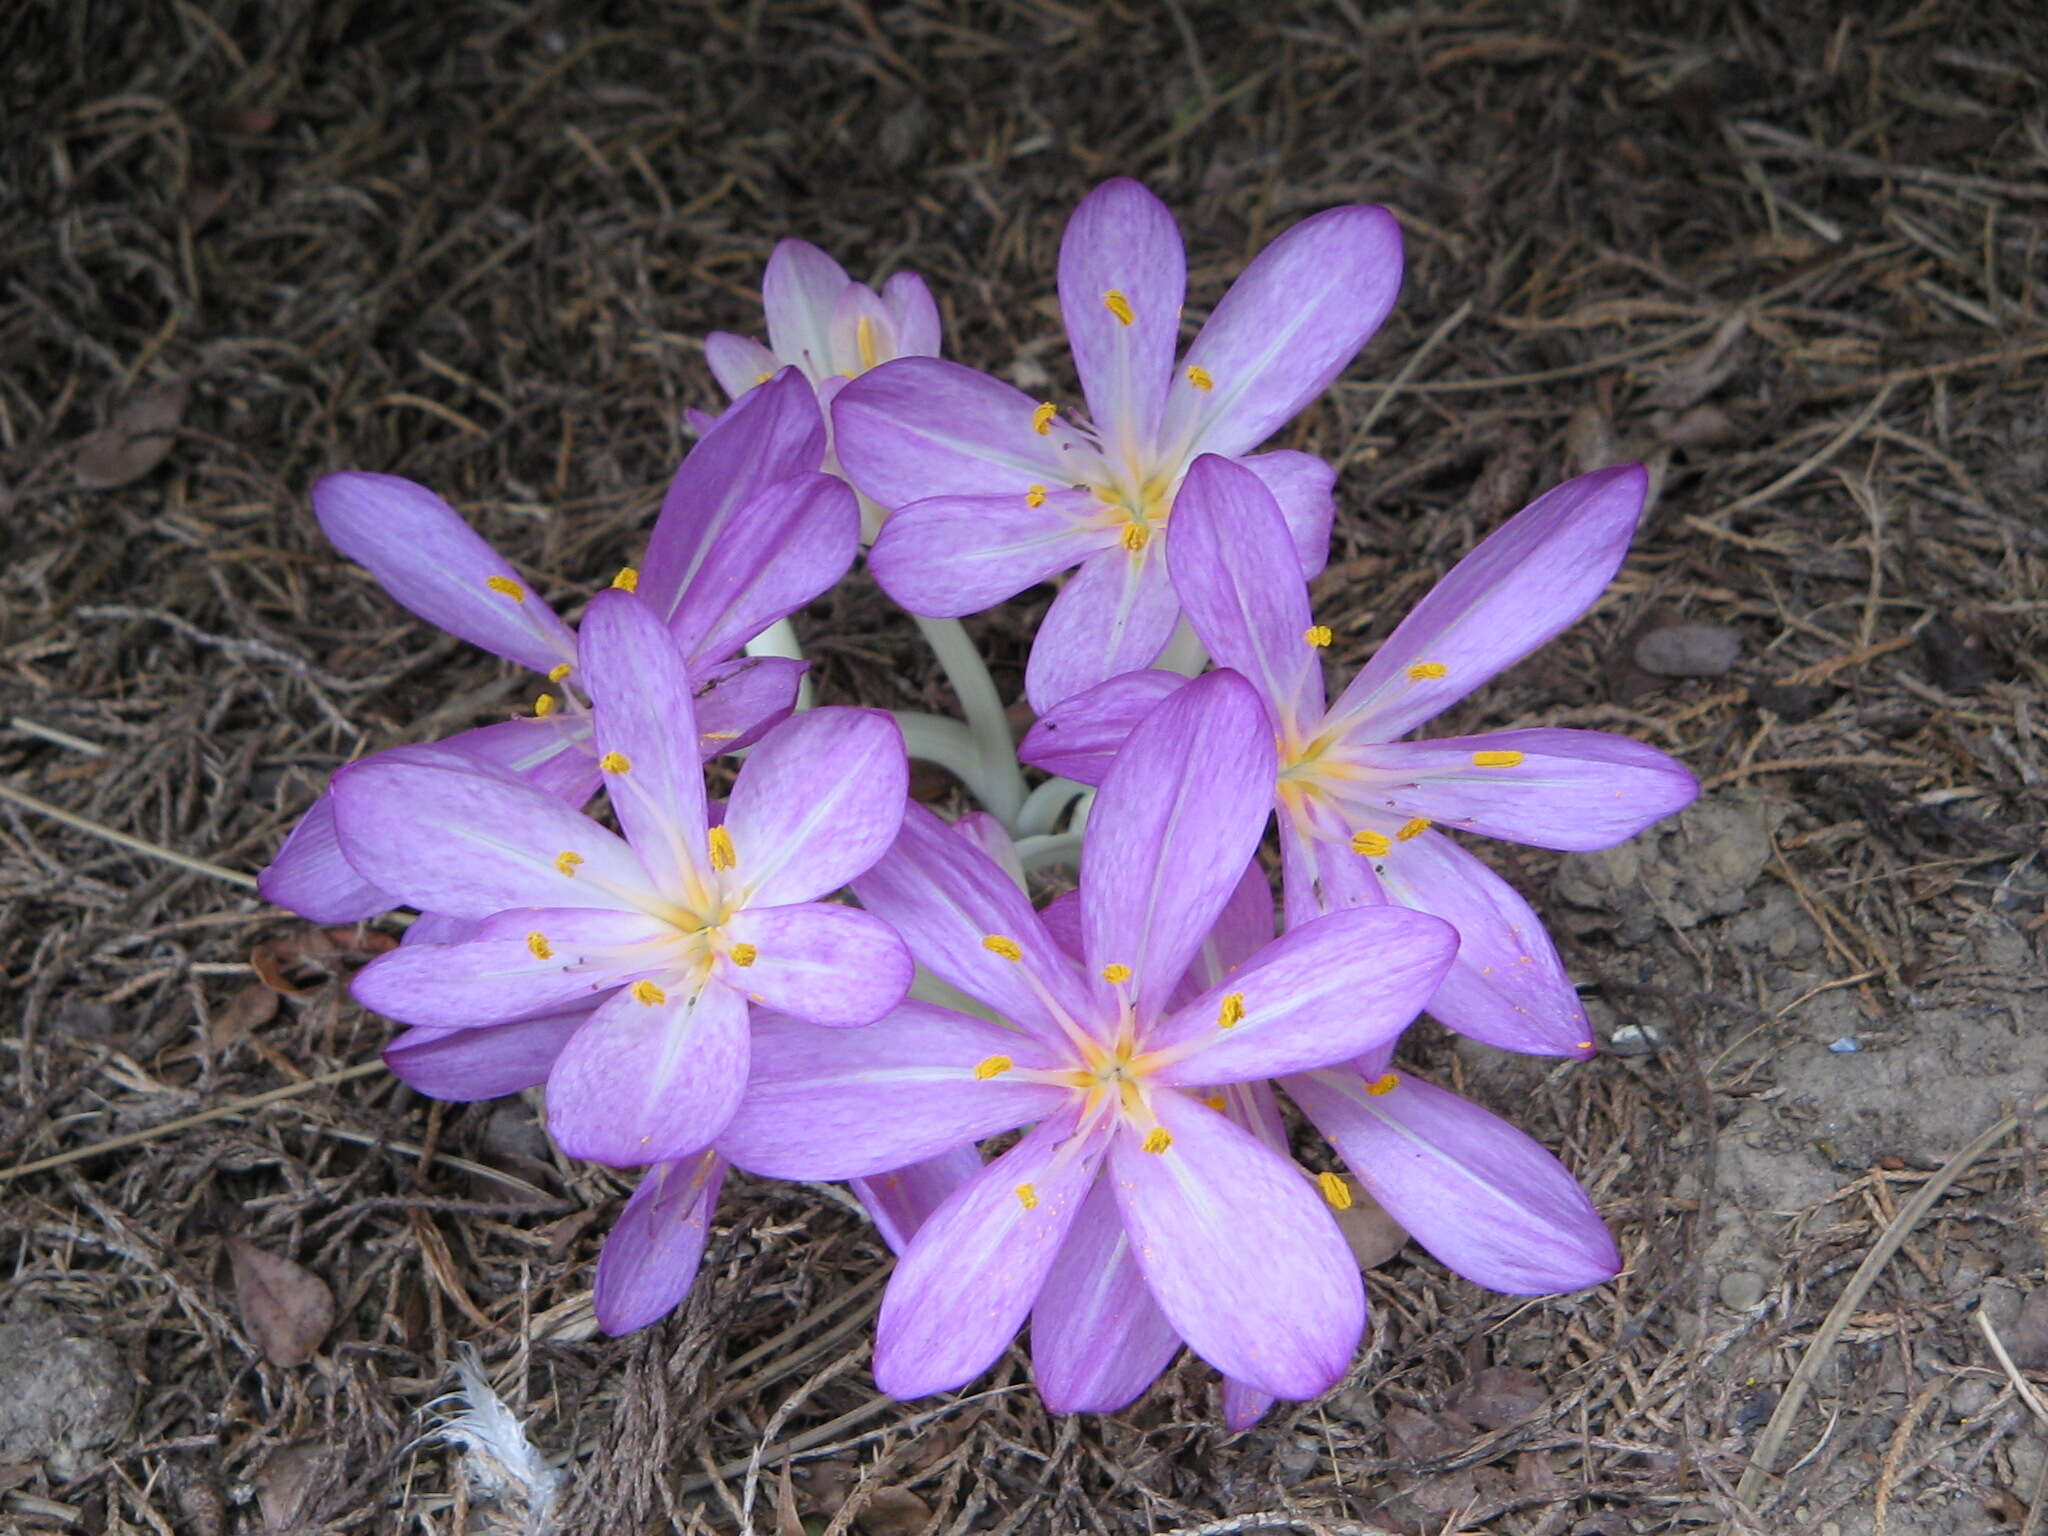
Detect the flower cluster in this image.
<box><xmin>266</xmin><ymin>179</ymin><xmax>1698</xmax><ymax>1418</ymax></box>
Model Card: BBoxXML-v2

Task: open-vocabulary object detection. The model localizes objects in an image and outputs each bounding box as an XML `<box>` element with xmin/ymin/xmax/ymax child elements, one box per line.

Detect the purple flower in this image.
<box><xmin>329</xmin><ymin>590</ymin><xmax>913</xmax><ymax>1166</ymax></box>
<box><xmin>716</xmin><ymin>671</ymin><xmax>1459</xmax><ymax>1408</ymax></box>
<box><xmin>1024</xmin><ymin>455</ymin><xmax>1700</xmax><ymax>1059</ymax></box>
<box><xmin>260</xmin><ymin>370</ymin><xmax>853</xmax><ymax>923</ymax></box>
<box><xmin>833</xmin><ymin>177</ymin><xmax>1403</xmax><ymax>710</ymax></box>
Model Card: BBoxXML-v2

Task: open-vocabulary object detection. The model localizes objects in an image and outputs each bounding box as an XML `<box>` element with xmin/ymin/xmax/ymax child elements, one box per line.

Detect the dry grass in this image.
<box><xmin>3</xmin><ymin>2</ymin><xmax>2045</xmax><ymax>1532</ymax></box>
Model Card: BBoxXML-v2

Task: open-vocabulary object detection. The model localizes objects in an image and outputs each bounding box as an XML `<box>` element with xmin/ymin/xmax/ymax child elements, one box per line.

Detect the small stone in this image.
<box><xmin>1719</xmin><ymin>1271</ymin><xmax>1766</xmax><ymax>1310</ymax></box>
<box><xmin>1634</xmin><ymin>622</ymin><xmax>1741</xmax><ymax>678</ymax></box>
<box><xmin>0</xmin><ymin>1309</ymin><xmax>136</xmax><ymax>1479</ymax></box>
<box><xmin>1949</xmin><ymin>1377</ymin><xmax>1998</xmax><ymax>1418</ymax></box>
<box><xmin>1826</xmin><ymin>1036</ymin><xmax>1860</xmax><ymax>1054</ymax></box>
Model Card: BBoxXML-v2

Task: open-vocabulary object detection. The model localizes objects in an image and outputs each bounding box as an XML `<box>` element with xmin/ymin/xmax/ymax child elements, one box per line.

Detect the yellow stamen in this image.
<box><xmin>753</xmin><ymin>371</ymin><xmax>773</xmax><ymax>386</ymax></box>
<box><xmin>526</xmin><ymin>931</ymin><xmax>552</xmax><ymax>960</ymax></box>
<box><xmin>973</xmin><ymin>1055</ymin><xmax>1013</xmax><ymax>1080</ymax></box>
<box><xmin>1577</xmin><ymin>1039</ymin><xmax>1595</xmax><ymax>1051</ymax></box>
<box><xmin>548</xmin><ymin>662</ymin><xmax>573</xmax><ymax>683</ymax></box>
<box><xmin>485</xmin><ymin>575</ymin><xmax>525</xmax><ymax>602</ymax></box>
<box><xmin>1366</xmin><ymin>1072</ymin><xmax>1400</xmax><ymax>1096</ymax></box>
<box><xmin>1304</xmin><ymin>624</ymin><xmax>1332</xmax><ymax>648</ymax></box>
<box><xmin>611</xmin><ymin>566</ymin><xmax>639</xmax><ymax>592</ymax></box>
<box><xmin>1121</xmin><ymin>522</ymin><xmax>1150</xmax><ymax>553</ymax></box>
<box><xmin>1100</xmin><ymin>963</ymin><xmax>1131</xmax><ymax>985</ymax></box>
<box><xmin>1351</xmin><ymin>829</ymin><xmax>1392</xmax><ymax>858</ymax></box>
<box><xmin>1202</xmin><ymin>1094</ymin><xmax>1226</xmax><ymax>1112</ymax></box>
<box><xmin>555</xmin><ymin>850</ymin><xmax>584</xmax><ymax>877</ymax></box>
<box><xmin>1185</xmin><ymin>364</ymin><xmax>1213</xmax><ymax>391</ymax></box>
<box><xmin>1031</xmin><ymin>401</ymin><xmax>1057</xmax><ymax>435</ymax></box>
<box><xmin>1405</xmin><ymin>661</ymin><xmax>1447</xmax><ymax>680</ymax></box>
<box><xmin>533</xmin><ymin>693</ymin><xmax>556</xmax><ymax>718</ymax></box>
<box><xmin>1217</xmin><ymin>992</ymin><xmax>1246</xmax><ymax>1029</ymax></box>
<box><xmin>730</xmin><ymin>943</ymin><xmax>757</xmax><ymax>968</ymax></box>
<box><xmin>707</xmin><ymin>826</ymin><xmax>736</xmax><ymax>870</ymax></box>
<box><xmin>1025</xmin><ymin>484</ymin><xmax>1047</xmax><ymax>508</ymax></box>
<box><xmin>1397</xmin><ymin>817</ymin><xmax>1431</xmax><ymax>842</ymax></box>
<box><xmin>1317</xmin><ymin>1171</ymin><xmax>1354</xmax><ymax>1210</ymax></box>
<box><xmin>1015</xmin><ymin>1183</ymin><xmax>1038</xmax><ymax>1210</ymax></box>
<box><xmin>599</xmin><ymin>751</ymin><xmax>631</xmax><ymax>774</ymax></box>
<box><xmin>1102</xmin><ymin>289</ymin><xmax>1135</xmax><ymax>326</ymax></box>
<box><xmin>1472</xmin><ymin>749</ymin><xmax>1524</xmax><ymax>768</ymax></box>
<box><xmin>982</xmin><ymin>933</ymin><xmax>1023</xmax><ymax>962</ymax></box>
<box><xmin>1141</xmin><ymin>1127</ymin><xmax>1172</xmax><ymax>1155</ymax></box>
<box><xmin>855</xmin><ymin>314</ymin><xmax>879</xmax><ymax>371</ymax></box>
<box><xmin>632</xmin><ymin>980</ymin><xmax>667</xmax><ymax>1006</ymax></box>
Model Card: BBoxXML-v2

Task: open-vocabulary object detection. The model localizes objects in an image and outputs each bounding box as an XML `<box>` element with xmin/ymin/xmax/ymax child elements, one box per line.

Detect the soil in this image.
<box><xmin>3</xmin><ymin>3</ymin><xmax>2045</xmax><ymax>1534</ymax></box>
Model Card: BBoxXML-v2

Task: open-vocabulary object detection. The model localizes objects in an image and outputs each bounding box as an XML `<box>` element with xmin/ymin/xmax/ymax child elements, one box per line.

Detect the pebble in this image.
<box><xmin>1719</xmin><ymin>1270</ymin><xmax>1766</xmax><ymax>1310</ymax></box>
<box><xmin>1827</xmin><ymin>1036</ymin><xmax>1860</xmax><ymax>1054</ymax></box>
<box><xmin>1634</xmin><ymin>622</ymin><xmax>1742</xmax><ymax>678</ymax></box>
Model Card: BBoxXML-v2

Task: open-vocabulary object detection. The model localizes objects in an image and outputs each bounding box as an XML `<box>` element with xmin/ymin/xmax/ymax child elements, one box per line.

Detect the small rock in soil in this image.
<box><xmin>0</xmin><ymin>1307</ymin><xmax>136</xmax><ymax>1479</ymax></box>
<box><xmin>1633</xmin><ymin>621</ymin><xmax>1741</xmax><ymax>678</ymax></box>
<box><xmin>1718</xmin><ymin>1271</ymin><xmax>1766</xmax><ymax>1310</ymax></box>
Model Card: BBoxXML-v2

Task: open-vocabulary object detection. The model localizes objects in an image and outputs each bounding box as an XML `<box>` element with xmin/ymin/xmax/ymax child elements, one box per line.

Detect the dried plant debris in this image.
<box><xmin>3</xmin><ymin>2</ymin><xmax>2045</xmax><ymax>1532</ymax></box>
<box><xmin>430</xmin><ymin>1349</ymin><xmax>563</xmax><ymax>1536</ymax></box>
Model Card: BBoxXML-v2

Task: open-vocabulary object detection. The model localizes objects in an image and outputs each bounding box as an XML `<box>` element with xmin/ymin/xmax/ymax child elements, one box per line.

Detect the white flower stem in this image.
<box><xmin>743</xmin><ymin>618</ymin><xmax>814</xmax><ymax>711</ymax></box>
<box><xmin>892</xmin><ymin>710</ymin><xmax>1030</xmax><ymax>821</ymax></box>
<box><xmin>1016</xmin><ymin>776</ymin><xmax>1093</xmax><ymax>839</ymax></box>
<box><xmin>1155</xmin><ymin>619</ymin><xmax>1210</xmax><ymax>678</ymax></box>
<box><xmin>911</xmin><ymin>614</ymin><xmax>1028</xmax><ymax>828</ymax></box>
<box><xmin>1014</xmin><ymin>828</ymin><xmax>1086</xmax><ymax>873</ymax></box>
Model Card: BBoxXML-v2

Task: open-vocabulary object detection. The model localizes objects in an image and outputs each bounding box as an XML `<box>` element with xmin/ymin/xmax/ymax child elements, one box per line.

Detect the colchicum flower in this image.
<box><xmin>1023</xmin><ymin>454</ymin><xmax>1700</xmax><ymax>1057</ymax></box>
<box><xmin>328</xmin><ymin>589</ymin><xmax>913</xmax><ymax>1166</ymax></box>
<box><xmin>833</xmin><ymin>176</ymin><xmax>1404</xmax><ymax>711</ymax></box>
<box><xmin>260</xmin><ymin>369</ymin><xmax>852</xmax><ymax>924</ymax></box>
<box><xmin>716</xmin><ymin>671</ymin><xmax>1459</xmax><ymax>1409</ymax></box>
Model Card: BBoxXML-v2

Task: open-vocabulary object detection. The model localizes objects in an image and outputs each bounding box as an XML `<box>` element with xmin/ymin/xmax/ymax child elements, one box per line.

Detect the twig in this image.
<box><xmin>8</xmin><ymin>716</ymin><xmax>108</xmax><ymax>755</ymax></box>
<box><xmin>1976</xmin><ymin>1308</ymin><xmax>2048</xmax><ymax>1431</ymax></box>
<box><xmin>1154</xmin><ymin>1515</ymin><xmax>1402</xmax><ymax>1536</ymax></box>
<box><xmin>672</xmin><ymin>1384</ymin><xmax>1022</xmax><ymax>1494</ymax></box>
<box><xmin>1729</xmin><ymin>1093</ymin><xmax>2048</xmax><ymax>1526</ymax></box>
<box><xmin>1349</xmin><ymin>298</ymin><xmax>1472</xmax><ymax>444</ymax></box>
<box><xmin>0</xmin><ymin>779</ymin><xmax>258</xmax><ymax>890</ymax></box>
<box><xmin>1686</xmin><ymin>384</ymin><xmax>1895</xmax><ymax>533</ymax></box>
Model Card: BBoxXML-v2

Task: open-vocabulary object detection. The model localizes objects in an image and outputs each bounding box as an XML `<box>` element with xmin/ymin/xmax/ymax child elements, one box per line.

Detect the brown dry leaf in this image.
<box><xmin>1564</xmin><ymin>402</ymin><xmax>1619</xmax><ymax>477</ymax></box>
<box><xmin>252</xmin><ymin>925</ymin><xmax>397</xmax><ymax>993</ymax></box>
<box><xmin>207</xmin><ymin>981</ymin><xmax>280</xmax><ymax>1053</ymax></box>
<box><xmin>253</xmin><ymin>1444</ymin><xmax>329</xmax><ymax>1530</ymax></box>
<box><xmin>227</xmin><ymin>1237</ymin><xmax>335</xmax><ymax>1366</ymax></box>
<box><xmin>1331</xmin><ymin>1181</ymin><xmax>1407</xmax><ymax>1270</ymax></box>
<box><xmin>1454</xmin><ymin>1365</ymin><xmax>1551</xmax><ymax>1429</ymax></box>
<box><xmin>773</xmin><ymin>1465</ymin><xmax>803</xmax><ymax>1536</ymax></box>
<box><xmin>856</xmin><ymin>1487</ymin><xmax>932</xmax><ymax>1536</ymax></box>
<box><xmin>74</xmin><ymin>379</ymin><xmax>189</xmax><ymax>488</ymax></box>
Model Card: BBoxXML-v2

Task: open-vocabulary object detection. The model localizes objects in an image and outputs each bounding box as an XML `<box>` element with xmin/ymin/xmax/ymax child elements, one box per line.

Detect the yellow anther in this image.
<box><xmin>1366</xmin><ymin>1072</ymin><xmax>1400</xmax><ymax>1096</ymax></box>
<box><xmin>753</xmin><ymin>371</ymin><xmax>773</xmax><ymax>386</ymax></box>
<box><xmin>533</xmin><ymin>693</ymin><xmax>557</xmax><ymax>718</ymax></box>
<box><xmin>1026</xmin><ymin>484</ymin><xmax>1047</xmax><ymax>508</ymax></box>
<box><xmin>973</xmin><ymin>1055</ymin><xmax>1014</xmax><ymax>1080</ymax></box>
<box><xmin>1100</xmin><ymin>963</ymin><xmax>1132</xmax><ymax>985</ymax></box>
<box><xmin>548</xmin><ymin>662</ymin><xmax>573</xmax><ymax>683</ymax></box>
<box><xmin>1031</xmin><ymin>401</ymin><xmax>1057</xmax><ymax>435</ymax></box>
<box><xmin>1102</xmin><ymin>289</ymin><xmax>1135</xmax><ymax>326</ymax></box>
<box><xmin>729</xmin><ymin>942</ymin><xmax>757</xmax><ymax>967</ymax></box>
<box><xmin>1121</xmin><ymin>522</ymin><xmax>1151</xmax><ymax>554</ymax></box>
<box><xmin>526</xmin><ymin>931</ymin><xmax>552</xmax><ymax>960</ymax></box>
<box><xmin>1577</xmin><ymin>1039</ymin><xmax>1596</xmax><ymax>1051</ymax></box>
<box><xmin>1202</xmin><ymin>1094</ymin><xmax>1226</xmax><ymax>1112</ymax></box>
<box><xmin>707</xmin><ymin>826</ymin><xmax>736</xmax><ymax>871</ymax></box>
<box><xmin>1351</xmin><ymin>829</ymin><xmax>1392</xmax><ymax>858</ymax></box>
<box><xmin>1405</xmin><ymin>661</ymin><xmax>1447</xmax><ymax>680</ymax></box>
<box><xmin>1316</xmin><ymin>1171</ymin><xmax>1354</xmax><ymax>1211</ymax></box>
<box><xmin>555</xmin><ymin>850</ymin><xmax>584</xmax><ymax>877</ymax></box>
<box><xmin>1141</xmin><ymin>1127</ymin><xmax>1172</xmax><ymax>1155</ymax></box>
<box><xmin>599</xmin><ymin>751</ymin><xmax>631</xmax><ymax>774</ymax></box>
<box><xmin>612</xmin><ymin>566</ymin><xmax>639</xmax><ymax>592</ymax></box>
<box><xmin>632</xmin><ymin>980</ymin><xmax>668</xmax><ymax>1006</ymax></box>
<box><xmin>1185</xmin><ymin>364</ymin><xmax>1213</xmax><ymax>391</ymax></box>
<box><xmin>1304</xmin><ymin>624</ymin><xmax>1333</xmax><ymax>648</ymax></box>
<box><xmin>1471</xmin><ymin>749</ymin><xmax>1525</xmax><ymax>768</ymax></box>
<box><xmin>982</xmin><ymin>934</ymin><xmax>1023</xmax><ymax>962</ymax></box>
<box><xmin>1015</xmin><ymin>1183</ymin><xmax>1038</xmax><ymax>1210</ymax></box>
<box><xmin>855</xmin><ymin>314</ymin><xmax>879</xmax><ymax>371</ymax></box>
<box><xmin>486</xmin><ymin>575</ymin><xmax>525</xmax><ymax>602</ymax></box>
<box><xmin>1397</xmin><ymin>817</ymin><xmax>1431</xmax><ymax>842</ymax></box>
<box><xmin>1217</xmin><ymin>992</ymin><xmax>1246</xmax><ymax>1029</ymax></box>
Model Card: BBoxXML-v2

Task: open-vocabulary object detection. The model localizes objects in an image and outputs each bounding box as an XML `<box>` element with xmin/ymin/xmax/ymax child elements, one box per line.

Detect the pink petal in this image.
<box><xmin>868</xmin><ymin>488</ymin><xmax>1110</xmax><ymax>618</ymax></box>
<box><xmin>704</xmin><ymin>332</ymin><xmax>781</xmax><ymax>400</ymax></box>
<box><xmin>1221</xmin><ymin>1378</ymin><xmax>1276</xmax><ymax>1432</ymax></box>
<box><xmin>434</xmin><ymin>717</ymin><xmax>602</xmax><ymax>804</ymax></box>
<box><xmin>1177</xmin><ymin>860</ymin><xmax>1278</xmax><ymax>999</ymax></box>
<box><xmin>1166</xmin><ymin>454</ymin><xmax>1325</xmax><ymax>733</ymax></box>
<box><xmin>828</xmin><ymin>282</ymin><xmax>896</xmax><ymax>378</ymax></box>
<box><xmin>719</xmin><ymin>901</ymin><xmax>911</xmax><ymax>1027</ymax></box>
<box><xmin>260</xmin><ymin>794</ymin><xmax>391</xmax><ymax>922</ymax></box>
<box><xmin>1031</xmin><ymin>1176</ymin><xmax>1183</xmax><ymax>1413</ymax></box>
<box><xmin>663</xmin><ymin>473</ymin><xmax>857</xmax><ymax>665</ymax></box>
<box><xmin>831</xmin><ymin>357</ymin><xmax>1087</xmax><ymax>512</ymax></box>
<box><xmin>1277</xmin><ymin>800</ymin><xmax>1383</xmax><ymax>929</ymax></box>
<box><xmin>546</xmin><ymin>981</ymin><xmax>752</xmax><ymax>1166</ymax></box>
<box><xmin>1286</xmin><ymin>1067</ymin><xmax>1621</xmax><ymax>1294</ymax></box>
<box><xmin>716</xmin><ymin>1002</ymin><xmax>1062</xmax><ymax>1180</ymax></box>
<box><xmin>1161</xmin><ymin>205</ymin><xmax>1404</xmax><ymax>461</ymax></box>
<box><xmin>691</xmin><ymin>654</ymin><xmax>806</xmax><ymax>756</ymax></box>
<box><xmin>383</xmin><ymin>1010</ymin><xmax>591</xmax><ymax>1100</ymax></box>
<box><xmin>1058</xmin><ymin>178</ymin><xmax>1186</xmax><ymax>458</ymax></box>
<box><xmin>353</xmin><ymin>908</ymin><xmax>668</xmax><ymax>1027</ymax></box>
<box><xmin>1024</xmin><ymin>543</ymin><xmax>1185</xmax><ymax>713</ymax></box>
<box><xmin>763</xmin><ymin>238</ymin><xmax>854</xmax><ymax>376</ymax></box>
<box><xmin>1149</xmin><ymin>905</ymin><xmax>1456</xmax><ymax>1084</ymax></box>
<box><xmin>1328</xmin><ymin>464</ymin><xmax>1648</xmax><ymax>741</ymax></box>
<box><xmin>1016</xmin><ymin>669</ymin><xmax>1189</xmax><ymax>786</ymax></box>
<box><xmin>312</xmin><ymin>473</ymin><xmax>578</xmax><ymax>673</ymax></box>
<box><xmin>880</xmin><ymin>271</ymin><xmax>942</xmax><ymax>357</ymax></box>
<box><xmin>852</xmin><ymin>1146</ymin><xmax>983</xmax><ymax>1256</ymax></box>
<box><xmin>1107</xmin><ymin>1093</ymin><xmax>1364</xmax><ymax>1399</ymax></box>
<box><xmin>874</xmin><ymin>1119</ymin><xmax>1107</xmax><ymax>1399</ymax></box>
<box><xmin>720</xmin><ymin>708</ymin><xmax>907</xmax><ymax>906</ymax></box>
<box><xmin>594</xmin><ymin>1151</ymin><xmax>727</xmax><ymax>1334</ymax></box>
<box><xmin>330</xmin><ymin>760</ymin><xmax>654</xmax><ymax>919</ymax></box>
<box><xmin>1079</xmin><ymin>670</ymin><xmax>1274</xmax><ymax>1018</ymax></box>
<box><xmin>1234</xmin><ymin>449</ymin><xmax>1337</xmax><ymax>579</ymax></box>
